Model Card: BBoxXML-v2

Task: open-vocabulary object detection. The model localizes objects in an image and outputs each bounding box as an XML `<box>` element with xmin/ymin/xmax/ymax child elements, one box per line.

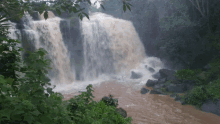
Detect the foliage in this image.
<box><xmin>182</xmin><ymin>85</ymin><xmax>209</xmax><ymax>108</ymax></box>
<box><xmin>0</xmin><ymin>0</ymin><xmax>134</xmax><ymax>123</ymax></box>
<box><xmin>156</xmin><ymin>0</ymin><xmax>220</xmax><ymax>69</ymax></box>
<box><xmin>175</xmin><ymin>68</ymin><xmax>200</xmax><ymax>81</ymax></box>
<box><xmin>206</xmin><ymin>79</ymin><xmax>220</xmax><ymax>101</ymax></box>
<box><xmin>182</xmin><ymin>78</ymin><xmax>220</xmax><ymax>109</ymax></box>
<box><xmin>100</xmin><ymin>94</ymin><xmax>119</xmax><ymax>107</ymax></box>
<box><xmin>67</xmin><ymin>85</ymin><xmax>132</xmax><ymax>124</ymax></box>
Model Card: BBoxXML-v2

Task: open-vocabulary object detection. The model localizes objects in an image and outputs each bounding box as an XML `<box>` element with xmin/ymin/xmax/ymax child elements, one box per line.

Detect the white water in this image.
<box><xmin>7</xmin><ymin>11</ymin><xmax>165</xmax><ymax>96</ymax></box>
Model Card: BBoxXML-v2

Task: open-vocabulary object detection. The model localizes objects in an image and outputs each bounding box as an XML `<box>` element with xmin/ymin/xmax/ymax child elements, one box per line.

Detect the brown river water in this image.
<box><xmin>63</xmin><ymin>80</ymin><xmax>220</xmax><ymax>124</ymax></box>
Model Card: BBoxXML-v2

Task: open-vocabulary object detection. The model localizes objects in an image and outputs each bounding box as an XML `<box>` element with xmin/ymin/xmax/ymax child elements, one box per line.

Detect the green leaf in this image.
<box><xmin>74</xmin><ymin>4</ymin><xmax>80</xmax><ymax>8</ymax></box>
<box><xmin>126</xmin><ymin>4</ymin><xmax>131</xmax><ymax>11</ymax></box>
<box><xmin>82</xmin><ymin>12</ymin><xmax>89</xmax><ymax>20</ymax></box>
<box><xmin>100</xmin><ymin>4</ymin><xmax>105</xmax><ymax>11</ymax></box>
<box><xmin>6</xmin><ymin>77</ymin><xmax>14</xmax><ymax>85</ymax></box>
<box><xmin>44</xmin><ymin>11</ymin><xmax>48</xmax><ymax>20</ymax></box>
<box><xmin>127</xmin><ymin>3</ymin><xmax>133</xmax><ymax>7</ymax></box>
<box><xmin>80</xmin><ymin>15</ymin><xmax>83</xmax><ymax>20</ymax></box>
<box><xmin>72</xmin><ymin>7</ymin><xmax>77</xmax><ymax>13</ymax></box>
<box><xmin>31</xmin><ymin>110</ymin><xmax>41</xmax><ymax>116</ymax></box>
<box><xmin>61</xmin><ymin>5</ymin><xmax>66</xmax><ymax>12</ymax></box>
<box><xmin>56</xmin><ymin>8</ymin><xmax>61</xmax><ymax>15</ymax></box>
<box><xmin>123</xmin><ymin>4</ymin><xmax>126</xmax><ymax>12</ymax></box>
<box><xmin>86</xmin><ymin>0</ymin><xmax>92</xmax><ymax>5</ymax></box>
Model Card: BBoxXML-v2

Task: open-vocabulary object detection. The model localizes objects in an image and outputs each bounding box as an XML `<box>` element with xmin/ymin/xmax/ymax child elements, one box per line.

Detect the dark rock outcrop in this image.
<box><xmin>159</xmin><ymin>69</ymin><xmax>178</xmax><ymax>83</ymax></box>
<box><xmin>158</xmin><ymin>78</ymin><xmax>166</xmax><ymax>84</ymax></box>
<box><xmin>150</xmin><ymin>89</ymin><xmax>164</xmax><ymax>94</ymax></box>
<box><xmin>116</xmin><ymin>108</ymin><xmax>127</xmax><ymax>118</ymax></box>
<box><xmin>201</xmin><ymin>99</ymin><xmax>220</xmax><ymax>116</ymax></box>
<box><xmin>166</xmin><ymin>84</ymin><xmax>187</xmax><ymax>93</ymax></box>
<box><xmin>146</xmin><ymin>79</ymin><xmax>157</xmax><ymax>87</ymax></box>
<box><xmin>141</xmin><ymin>88</ymin><xmax>150</xmax><ymax>94</ymax></box>
<box><xmin>148</xmin><ymin>67</ymin><xmax>155</xmax><ymax>73</ymax></box>
<box><xmin>153</xmin><ymin>84</ymin><xmax>165</xmax><ymax>89</ymax></box>
<box><xmin>130</xmin><ymin>71</ymin><xmax>143</xmax><ymax>79</ymax></box>
<box><xmin>152</xmin><ymin>72</ymin><xmax>161</xmax><ymax>79</ymax></box>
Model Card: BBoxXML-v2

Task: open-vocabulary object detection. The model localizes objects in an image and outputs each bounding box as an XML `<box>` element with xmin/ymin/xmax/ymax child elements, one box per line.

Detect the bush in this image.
<box><xmin>174</xmin><ymin>68</ymin><xmax>204</xmax><ymax>85</ymax></box>
<box><xmin>0</xmin><ymin>38</ymin><xmax>132</xmax><ymax>124</ymax></box>
<box><xmin>100</xmin><ymin>94</ymin><xmax>119</xmax><ymax>107</ymax></box>
<box><xmin>66</xmin><ymin>84</ymin><xmax>132</xmax><ymax>124</ymax></box>
<box><xmin>206</xmin><ymin>79</ymin><xmax>220</xmax><ymax>102</ymax></box>
<box><xmin>182</xmin><ymin>86</ymin><xmax>209</xmax><ymax>108</ymax></box>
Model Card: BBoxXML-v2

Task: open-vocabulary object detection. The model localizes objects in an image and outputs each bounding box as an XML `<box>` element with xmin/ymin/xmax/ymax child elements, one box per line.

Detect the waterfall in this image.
<box><xmin>7</xmin><ymin>10</ymin><xmax>165</xmax><ymax>94</ymax></box>
<box><xmin>81</xmin><ymin>12</ymin><xmax>146</xmax><ymax>81</ymax></box>
<box><xmin>18</xmin><ymin>12</ymin><xmax>75</xmax><ymax>85</ymax></box>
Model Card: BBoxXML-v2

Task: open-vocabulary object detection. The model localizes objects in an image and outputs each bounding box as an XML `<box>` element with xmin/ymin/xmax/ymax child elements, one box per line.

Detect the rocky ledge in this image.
<box><xmin>141</xmin><ymin>67</ymin><xmax>220</xmax><ymax>117</ymax></box>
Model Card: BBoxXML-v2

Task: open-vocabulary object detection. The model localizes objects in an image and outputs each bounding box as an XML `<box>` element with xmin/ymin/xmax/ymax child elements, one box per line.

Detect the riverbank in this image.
<box><xmin>62</xmin><ymin>80</ymin><xmax>220</xmax><ymax>124</ymax></box>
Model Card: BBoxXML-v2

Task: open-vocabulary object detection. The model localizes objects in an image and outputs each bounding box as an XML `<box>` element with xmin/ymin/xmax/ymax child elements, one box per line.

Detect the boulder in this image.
<box><xmin>166</xmin><ymin>84</ymin><xmax>187</xmax><ymax>93</ymax></box>
<box><xmin>140</xmin><ymin>88</ymin><xmax>150</xmax><ymax>94</ymax></box>
<box><xmin>148</xmin><ymin>67</ymin><xmax>155</xmax><ymax>73</ymax></box>
<box><xmin>159</xmin><ymin>69</ymin><xmax>176</xmax><ymax>78</ymax></box>
<box><xmin>150</xmin><ymin>89</ymin><xmax>164</xmax><ymax>94</ymax></box>
<box><xmin>116</xmin><ymin>108</ymin><xmax>127</xmax><ymax>118</ymax></box>
<box><xmin>152</xmin><ymin>72</ymin><xmax>161</xmax><ymax>79</ymax></box>
<box><xmin>153</xmin><ymin>84</ymin><xmax>165</xmax><ymax>89</ymax></box>
<box><xmin>159</xmin><ymin>69</ymin><xmax>179</xmax><ymax>84</ymax></box>
<box><xmin>174</xmin><ymin>96</ymin><xmax>182</xmax><ymax>101</ymax></box>
<box><xmin>158</xmin><ymin>78</ymin><xmax>166</xmax><ymax>84</ymax></box>
<box><xmin>146</xmin><ymin>79</ymin><xmax>157</xmax><ymax>87</ymax></box>
<box><xmin>101</xmin><ymin>96</ymin><xmax>111</xmax><ymax>101</ymax></box>
<box><xmin>130</xmin><ymin>71</ymin><xmax>143</xmax><ymax>79</ymax></box>
<box><xmin>201</xmin><ymin>99</ymin><xmax>220</xmax><ymax>116</ymax></box>
<box><xmin>170</xmin><ymin>93</ymin><xmax>178</xmax><ymax>98</ymax></box>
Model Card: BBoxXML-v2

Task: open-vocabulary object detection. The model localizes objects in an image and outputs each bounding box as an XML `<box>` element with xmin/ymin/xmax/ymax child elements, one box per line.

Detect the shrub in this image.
<box><xmin>206</xmin><ymin>79</ymin><xmax>220</xmax><ymax>102</ymax></box>
<box><xmin>182</xmin><ymin>86</ymin><xmax>209</xmax><ymax>108</ymax></box>
<box><xmin>66</xmin><ymin>84</ymin><xmax>132</xmax><ymax>124</ymax></box>
<box><xmin>0</xmin><ymin>38</ymin><xmax>132</xmax><ymax>124</ymax></box>
<box><xmin>100</xmin><ymin>94</ymin><xmax>119</xmax><ymax>107</ymax></box>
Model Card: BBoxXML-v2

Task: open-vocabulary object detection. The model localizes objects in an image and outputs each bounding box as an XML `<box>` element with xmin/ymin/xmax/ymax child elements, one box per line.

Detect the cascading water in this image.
<box><xmin>7</xmin><ymin>9</ymin><xmax>165</xmax><ymax>94</ymax></box>
<box><xmin>17</xmin><ymin>12</ymin><xmax>75</xmax><ymax>85</ymax></box>
<box><xmin>80</xmin><ymin>12</ymin><xmax>146</xmax><ymax>81</ymax></box>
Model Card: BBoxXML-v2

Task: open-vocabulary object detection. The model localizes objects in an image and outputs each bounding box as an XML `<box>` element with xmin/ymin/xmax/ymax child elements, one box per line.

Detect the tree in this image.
<box><xmin>0</xmin><ymin>0</ymin><xmax>133</xmax><ymax>123</ymax></box>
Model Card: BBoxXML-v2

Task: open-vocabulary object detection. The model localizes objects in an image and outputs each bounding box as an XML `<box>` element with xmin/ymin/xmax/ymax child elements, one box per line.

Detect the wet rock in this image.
<box><xmin>159</xmin><ymin>69</ymin><xmax>176</xmax><ymax>78</ymax></box>
<box><xmin>152</xmin><ymin>72</ymin><xmax>161</xmax><ymax>79</ymax></box>
<box><xmin>158</xmin><ymin>78</ymin><xmax>166</xmax><ymax>84</ymax></box>
<box><xmin>141</xmin><ymin>88</ymin><xmax>150</xmax><ymax>94</ymax></box>
<box><xmin>174</xmin><ymin>96</ymin><xmax>182</xmax><ymax>101</ymax></box>
<box><xmin>201</xmin><ymin>99</ymin><xmax>220</xmax><ymax>116</ymax></box>
<box><xmin>166</xmin><ymin>84</ymin><xmax>187</xmax><ymax>93</ymax></box>
<box><xmin>181</xmin><ymin>100</ymin><xmax>187</xmax><ymax>105</ymax></box>
<box><xmin>170</xmin><ymin>93</ymin><xmax>178</xmax><ymax>98</ymax></box>
<box><xmin>150</xmin><ymin>89</ymin><xmax>163</xmax><ymax>94</ymax></box>
<box><xmin>101</xmin><ymin>96</ymin><xmax>111</xmax><ymax>101</ymax></box>
<box><xmin>146</xmin><ymin>79</ymin><xmax>157</xmax><ymax>87</ymax></box>
<box><xmin>130</xmin><ymin>71</ymin><xmax>143</xmax><ymax>79</ymax></box>
<box><xmin>159</xmin><ymin>69</ymin><xmax>178</xmax><ymax>83</ymax></box>
<box><xmin>153</xmin><ymin>84</ymin><xmax>165</xmax><ymax>89</ymax></box>
<box><xmin>148</xmin><ymin>67</ymin><xmax>155</xmax><ymax>73</ymax></box>
<box><xmin>116</xmin><ymin>108</ymin><xmax>127</xmax><ymax>118</ymax></box>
